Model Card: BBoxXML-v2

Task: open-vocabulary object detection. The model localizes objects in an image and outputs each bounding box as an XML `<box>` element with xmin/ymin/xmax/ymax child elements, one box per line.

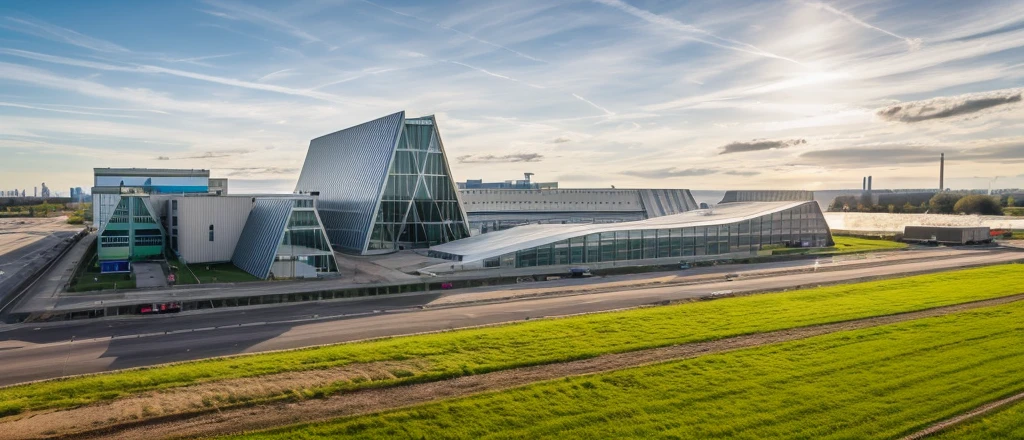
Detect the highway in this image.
<box><xmin>0</xmin><ymin>247</ymin><xmax>1020</xmax><ymax>387</ymax></box>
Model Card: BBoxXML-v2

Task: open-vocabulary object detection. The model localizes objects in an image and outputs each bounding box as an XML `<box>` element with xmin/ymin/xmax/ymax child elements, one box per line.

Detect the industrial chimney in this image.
<box><xmin>867</xmin><ymin>176</ymin><xmax>873</xmax><ymax>191</ymax></box>
<box><xmin>862</xmin><ymin>177</ymin><xmax>866</xmax><ymax>191</ymax></box>
<box><xmin>939</xmin><ymin>153</ymin><xmax>945</xmax><ymax>191</ymax></box>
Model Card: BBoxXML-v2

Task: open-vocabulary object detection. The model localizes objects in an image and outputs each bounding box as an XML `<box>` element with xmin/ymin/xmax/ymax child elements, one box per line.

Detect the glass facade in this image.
<box><xmin>275</xmin><ymin>205</ymin><xmax>338</xmax><ymax>274</ymax></box>
<box><xmin>484</xmin><ymin>203</ymin><xmax>830</xmax><ymax>269</ymax></box>
<box><xmin>367</xmin><ymin>118</ymin><xmax>469</xmax><ymax>250</ymax></box>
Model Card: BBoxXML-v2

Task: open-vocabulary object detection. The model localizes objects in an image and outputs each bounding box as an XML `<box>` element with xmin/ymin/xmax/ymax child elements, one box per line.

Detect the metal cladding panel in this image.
<box><xmin>232</xmin><ymin>198</ymin><xmax>292</xmax><ymax>279</ymax></box>
<box><xmin>719</xmin><ymin>190</ymin><xmax>814</xmax><ymax>204</ymax></box>
<box><xmin>177</xmin><ymin>197</ymin><xmax>253</xmax><ymax>263</ymax></box>
<box><xmin>639</xmin><ymin>189</ymin><xmax>699</xmax><ymax>217</ymax></box>
<box><xmin>294</xmin><ymin>111</ymin><xmax>404</xmax><ymax>253</ymax></box>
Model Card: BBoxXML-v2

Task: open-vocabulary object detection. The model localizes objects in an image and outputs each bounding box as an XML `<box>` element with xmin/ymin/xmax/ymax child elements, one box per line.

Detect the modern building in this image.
<box><xmin>93</xmin><ymin>195</ymin><xmax>167</xmax><ymax>272</ymax></box>
<box><xmin>425</xmin><ymin>200</ymin><xmax>833</xmax><ymax>273</ymax></box>
<box><xmin>159</xmin><ymin>194</ymin><xmax>338</xmax><ymax>279</ymax></box>
<box><xmin>91</xmin><ymin>168</ymin><xmax>212</xmax><ymax>272</ymax></box>
<box><xmin>232</xmin><ymin>196</ymin><xmax>338</xmax><ymax>279</ymax></box>
<box><xmin>294</xmin><ymin>111</ymin><xmax>470</xmax><ymax>254</ymax></box>
<box><xmin>459</xmin><ymin>184</ymin><xmax>699</xmax><ymax>234</ymax></box>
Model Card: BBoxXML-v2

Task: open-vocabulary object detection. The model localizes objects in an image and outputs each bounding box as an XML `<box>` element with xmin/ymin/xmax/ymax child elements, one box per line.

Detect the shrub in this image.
<box><xmin>928</xmin><ymin>192</ymin><xmax>960</xmax><ymax>214</ymax></box>
<box><xmin>66</xmin><ymin>215</ymin><xmax>84</xmax><ymax>225</ymax></box>
<box><xmin>953</xmin><ymin>195</ymin><xmax>1003</xmax><ymax>215</ymax></box>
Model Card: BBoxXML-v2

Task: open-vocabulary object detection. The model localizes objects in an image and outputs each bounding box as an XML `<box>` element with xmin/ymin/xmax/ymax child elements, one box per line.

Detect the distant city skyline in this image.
<box><xmin>1</xmin><ymin>0</ymin><xmax>1023</xmax><ymax>193</ymax></box>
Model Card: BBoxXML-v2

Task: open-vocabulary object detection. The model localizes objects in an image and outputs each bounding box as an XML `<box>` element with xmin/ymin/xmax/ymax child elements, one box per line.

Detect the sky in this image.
<box><xmin>1</xmin><ymin>0</ymin><xmax>1023</xmax><ymax>196</ymax></box>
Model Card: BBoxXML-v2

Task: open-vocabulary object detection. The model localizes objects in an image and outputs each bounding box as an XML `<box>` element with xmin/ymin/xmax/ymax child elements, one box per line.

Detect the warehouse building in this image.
<box><xmin>294</xmin><ymin>111</ymin><xmax>470</xmax><ymax>254</ymax></box>
<box><xmin>459</xmin><ymin>183</ymin><xmax>699</xmax><ymax>234</ymax></box>
<box><xmin>424</xmin><ymin>200</ymin><xmax>832</xmax><ymax>273</ymax></box>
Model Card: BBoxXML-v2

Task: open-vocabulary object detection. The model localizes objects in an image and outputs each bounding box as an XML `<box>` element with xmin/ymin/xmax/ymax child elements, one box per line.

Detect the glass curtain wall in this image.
<box><xmin>503</xmin><ymin>203</ymin><xmax>830</xmax><ymax>269</ymax></box>
<box><xmin>367</xmin><ymin>120</ymin><xmax>470</xmax><ymax>250</ymax></box>
<box><xmin>277</xmin><ymin>202</ymin><xmax>338</xmax><ymax>273</ymax></box>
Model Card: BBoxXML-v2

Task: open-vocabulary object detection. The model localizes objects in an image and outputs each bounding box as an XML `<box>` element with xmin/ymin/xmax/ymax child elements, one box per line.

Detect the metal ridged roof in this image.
<box><xmin>294</xmin><ymin>111</ymin><xmax>404</xmax><ymax>253</ymax></box>
<box><xmin>429</xmin><ymin>201</ymin><xmax>811</xmax><ymax>263</ymax></box>
<box><xmin>232</xmin><ymin>198</ymin><xmax>292</xmax><ymax>279</ymax></box>
<box><xmin>638</xmin><ymin>189</ymin><xmax>699</xmax><ymax>217</ymax></box>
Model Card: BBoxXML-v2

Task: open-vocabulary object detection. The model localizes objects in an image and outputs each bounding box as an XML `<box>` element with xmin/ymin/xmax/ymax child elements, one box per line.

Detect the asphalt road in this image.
<box><xmin>0</xmin><ymin>231</ymin><xmax>77</xmax><ymax>306</ymax></box>
<box><xmin>0</xmin><ymin>248</ymin><xmax>1019</xmax><ymax>387</ymax></box>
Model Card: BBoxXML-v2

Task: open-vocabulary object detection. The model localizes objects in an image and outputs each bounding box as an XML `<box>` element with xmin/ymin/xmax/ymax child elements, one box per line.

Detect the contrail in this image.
<box><xmin>359</xmin><ymin>0</ymin><xmax>545</xmax><ymax>63</ymax></box>
<box><xmin>806</xmin><ymin>1</ymin><xmax>922</xmax><ymax>50</ymax></box>
<box><xmin>593</xmin><ymin>0</ymin><xmax>804</xmax><ymax>65</ymax></box>
<box><xmin>572</xmin><ymin>93</ymin><xmax>615</xmax><ymax>116</ymax></box>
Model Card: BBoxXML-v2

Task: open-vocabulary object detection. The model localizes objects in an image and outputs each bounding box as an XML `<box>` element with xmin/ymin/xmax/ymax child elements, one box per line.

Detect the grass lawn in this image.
<box><xmin>236</xmin><ymin>301</ymin><xmax>1024</xmax><ymax>439</ymax></box>
<box><xmin>68</xmin><ymin>272</ymin><xmax>136</xmax><ymax>292</ymax></box>
<box><xmin>67</xmin><ymin>246</ymin><xmax>136</xmax><ymax>292</ymax></box>
<box><xmin>2</xmin><ymin>264</ymin><xmax>1022</xmax><ymax>417</ymax></box>
<box><xmin>188</xmin><ymin>262</ymin><xmax>259</xmax><ymax>283</ymax></box>
<box><xmin>933</xmin><ymin>399</ymin><xmax>1024</xmax><ymax>439</ymax></box>
<box><xmin>165</xmin><ymin>254</ymin><xmax>198</xmax><ymax>285</ymax></box>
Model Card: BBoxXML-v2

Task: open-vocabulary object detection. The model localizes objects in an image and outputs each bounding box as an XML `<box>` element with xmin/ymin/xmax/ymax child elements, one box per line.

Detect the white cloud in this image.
<box><xmin>2</xmin><ymin>17</ymin><xmax>129</xmax><ymax>52</ymax></box>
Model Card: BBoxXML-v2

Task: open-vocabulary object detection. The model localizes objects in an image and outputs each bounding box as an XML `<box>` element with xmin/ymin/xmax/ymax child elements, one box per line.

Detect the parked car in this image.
<box><xmin>569</xmin><ymin>267</ymin><xmax>592</xmax><ymax>277</ymax></box>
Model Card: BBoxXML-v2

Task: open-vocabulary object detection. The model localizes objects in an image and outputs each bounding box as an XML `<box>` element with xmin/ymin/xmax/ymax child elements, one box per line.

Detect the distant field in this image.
<box><xmin>2</xmin><ymin>264</ymin><xmax>1022</xmax><ymax>418</ymax></box>
<box><xmin>236</xmin><ymin>301</ymin><xmax>1024</xmax><ymax>439</ymax></box>
<box><xmin>932</xmin><ymin>399</ymin><xmax>1024</xmax><ymax>439</ymax></box>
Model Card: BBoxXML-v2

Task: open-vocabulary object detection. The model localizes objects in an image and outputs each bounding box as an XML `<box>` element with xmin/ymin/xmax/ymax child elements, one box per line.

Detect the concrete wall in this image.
<box><xmin>173</xmin><ymin>196</ymin><xmax>253</xmax><ymax>263</ymax></box>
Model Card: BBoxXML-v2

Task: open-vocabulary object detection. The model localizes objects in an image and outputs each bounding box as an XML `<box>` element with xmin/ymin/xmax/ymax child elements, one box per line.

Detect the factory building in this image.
<box><xmin>294</xmin><ymin>111</ymin><xmax>470</xmax><ymax>254</ymax></box>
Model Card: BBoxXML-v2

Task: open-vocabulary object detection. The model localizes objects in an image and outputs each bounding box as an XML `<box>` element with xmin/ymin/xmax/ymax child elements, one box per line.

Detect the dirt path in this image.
<box><xmin>902</xmin><ymin>389</ymin><xmax>1024</xmax><ymax>439</ymax></box>
<box><xmin>7</xmin><ymin>293</ymin><xmax>1024</xmax><ymax>440</ymax></box>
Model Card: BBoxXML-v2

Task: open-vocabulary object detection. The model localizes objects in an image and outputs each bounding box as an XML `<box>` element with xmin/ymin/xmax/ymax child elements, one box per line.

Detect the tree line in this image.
<box><xmin>831</xmin><ymin>193</ymin><xmax>1010</xmax><ymax>216</ymax></box>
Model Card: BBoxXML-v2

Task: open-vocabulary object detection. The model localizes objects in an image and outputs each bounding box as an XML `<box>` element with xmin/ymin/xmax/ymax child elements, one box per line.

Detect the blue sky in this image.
<box><xmin>1</xmin><ymin>0</ymin><xmax>1023</xmax><ymax>195</ymax></box>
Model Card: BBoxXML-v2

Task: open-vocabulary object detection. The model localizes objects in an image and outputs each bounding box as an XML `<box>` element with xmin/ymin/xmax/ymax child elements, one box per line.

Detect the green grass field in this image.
<box><xmin>1</xmin><ymin>264</ymin><xmax>1022</xmax><ymax>418</ymax></box>
<box><xmin>829</xmin><ymin>235</ymin><xmax>908</xmax><ymax>252</ymax></box>
<box><xmin>932</xmin><ymin>399</ymin><xmax>1024</xmax><ymax>439</ymax></box>
<box><xmin>234</xmin><ymin>301</ymin><xmax>1024</xmax><ymax>440</ymax></box>
<box><xmin>769</xmin><ymin>236</ymin><xmax>906</xmax><ymax>256</ymax></box>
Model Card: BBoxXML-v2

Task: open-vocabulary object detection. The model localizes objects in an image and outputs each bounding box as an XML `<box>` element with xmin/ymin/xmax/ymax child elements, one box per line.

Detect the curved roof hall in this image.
<box><xmin>429</xmin><ymin>201</ymin><xmax>811</xmax><ymax>263</ymax></box>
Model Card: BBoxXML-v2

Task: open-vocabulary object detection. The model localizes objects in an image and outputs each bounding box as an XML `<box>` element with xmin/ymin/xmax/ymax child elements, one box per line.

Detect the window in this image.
<box><xmin>209</xmin><ymin>224</ymin><xmax>214</xmax><ymax>241</ymax></box>
<box><xmin>172</xmin><ymin>216</ymin><xmax>178</xmax><ymax>226</ymax></box>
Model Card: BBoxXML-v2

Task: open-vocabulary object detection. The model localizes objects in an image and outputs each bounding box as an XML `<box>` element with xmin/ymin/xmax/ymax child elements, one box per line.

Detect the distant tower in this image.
<box><xmin>33</xmin><ymin>187</ymin><xmax>37</xmax><ymax>197</ymax></box>
<box><xmin>862</xmin><ymin>177</ymin><xmax>866</xmax><ymax>191</ymax></box>
<box><xmin>939</xmin><ymin>153</ymin><xmax>945</xmax><ymax>191</ymax></box>
<box><xmin>867</xmin><ymin>176</ymin><xmax>873</xmax><ymax>191</ymax></box>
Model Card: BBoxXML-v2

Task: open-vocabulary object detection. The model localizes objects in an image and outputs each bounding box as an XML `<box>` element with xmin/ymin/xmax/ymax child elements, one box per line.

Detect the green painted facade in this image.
<box><xmin>97</xmin><ymin>196</ymin><xmax>166</xmax><ymax>261</ymax></box>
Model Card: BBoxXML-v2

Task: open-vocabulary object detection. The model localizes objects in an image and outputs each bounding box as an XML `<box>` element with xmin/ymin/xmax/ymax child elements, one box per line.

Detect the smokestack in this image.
<box><xmin>868</xmin><ymin>176</ymin><xmax>872</xmax><ymax>191</ymax></box>
<box><xmin>939</xmin><ymin>153</ymin><xmax>945</xmax><ymax>191</ymax></box>
<box><xmin>862</xmin><ymin>177</ymin><xmax>866</xmax><ymax>191</ymax></box>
